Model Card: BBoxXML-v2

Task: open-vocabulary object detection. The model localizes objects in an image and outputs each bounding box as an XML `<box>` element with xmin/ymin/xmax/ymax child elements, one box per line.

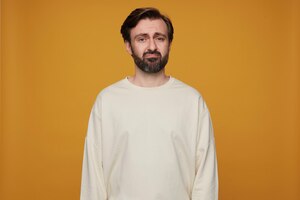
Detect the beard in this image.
<box><xmin>131</xmin><ymin>48</ymin><xmax>169</xmax><ymax>74</ymax></box>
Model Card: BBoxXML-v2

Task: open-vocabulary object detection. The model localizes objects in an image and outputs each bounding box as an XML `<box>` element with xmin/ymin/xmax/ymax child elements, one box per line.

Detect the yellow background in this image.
<box><xmin>1</xmin><ymin>0</ymin><xmax>299</xmax><ymax>200</ymax></box>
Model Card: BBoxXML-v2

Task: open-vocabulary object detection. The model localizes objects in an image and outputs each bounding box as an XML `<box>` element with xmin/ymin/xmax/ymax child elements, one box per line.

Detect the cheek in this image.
<box><xmin>132</xmin><ymin>45</ymin><xmax>147</xmax><ymax>56</ymax></box>
<box><xmin>159</xmin><ymin>44</ymin><xmax>170</xmax><ymax>55</ymax></box>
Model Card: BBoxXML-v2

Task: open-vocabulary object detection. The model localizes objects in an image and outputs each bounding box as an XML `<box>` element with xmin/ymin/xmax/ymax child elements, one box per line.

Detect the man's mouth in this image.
<box><xmin>146</xmin><ymin>57</ymin><xmax>159</xmax><ymax>63</ymax></box>
<box><xmin>144</xmin><ymin>54</ymin><xmax>160</xmax><ymax>59</ymax></box>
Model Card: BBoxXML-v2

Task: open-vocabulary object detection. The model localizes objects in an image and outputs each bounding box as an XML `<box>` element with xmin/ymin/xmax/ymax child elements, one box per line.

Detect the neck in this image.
<box><xmin>127</xmin><ymin>67</ymin><xmax>170</xmax><ymax>87</ymax></box>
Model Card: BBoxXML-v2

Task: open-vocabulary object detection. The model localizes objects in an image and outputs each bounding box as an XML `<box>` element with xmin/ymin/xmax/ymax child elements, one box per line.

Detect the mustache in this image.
<box><xmin>143</xmin><ymin>50</ymin><xmax>161</xmax><ymax>57</ymax></box>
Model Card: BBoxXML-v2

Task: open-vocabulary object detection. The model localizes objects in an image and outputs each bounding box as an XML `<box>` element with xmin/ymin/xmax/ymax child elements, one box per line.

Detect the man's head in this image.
<box><xmin>120</xmin><ymin>7</ymin><xmax>174</xmax><ymax>73</ymax></box>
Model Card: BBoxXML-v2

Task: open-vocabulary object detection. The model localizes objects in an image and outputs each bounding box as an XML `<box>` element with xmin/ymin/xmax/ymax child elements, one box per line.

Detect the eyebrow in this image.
<box><xmin>134</xmin><ymin>32</ymin><xmax>167</xmax><ymax>39</ymax></box>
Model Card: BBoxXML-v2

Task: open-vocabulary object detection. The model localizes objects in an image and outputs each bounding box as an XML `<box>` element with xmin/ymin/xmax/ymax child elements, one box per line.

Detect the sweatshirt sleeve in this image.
<box><xmin>80</xmin><ymin>96</ymin><xmax>107</xmax><ymax>200</ymax></box>
<box><xmin>192</xmin><ymin>97</ymin><xmax>218</xmax><ymax>200</ymax></box>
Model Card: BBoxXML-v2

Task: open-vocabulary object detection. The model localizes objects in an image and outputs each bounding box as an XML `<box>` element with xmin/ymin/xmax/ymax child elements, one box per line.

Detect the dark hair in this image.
<box><xmin>120</xmin><ymin>7</ymin><xmax>174</xmax><ymax>43</ymax></box>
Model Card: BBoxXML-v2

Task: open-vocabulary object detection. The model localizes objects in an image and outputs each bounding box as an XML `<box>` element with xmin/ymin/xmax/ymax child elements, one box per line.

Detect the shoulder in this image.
<box><xmin>172</xmin><ymin>77</ymin><xmax>209</xmax><ymax>111</ymax></box>
<box><xmin>90</xmin><ymin>78</ymin><xmax>127</xmax><ymax>109</ymax></box>
<box><xmin>96</xmin><ymin>77</ymin><xmax>127</xmax><ymax>98</ymax></box>
<box><xmin>172</xmin><ymin>77</ymin><xmax>204</xmax><ymax>99</ymax></box>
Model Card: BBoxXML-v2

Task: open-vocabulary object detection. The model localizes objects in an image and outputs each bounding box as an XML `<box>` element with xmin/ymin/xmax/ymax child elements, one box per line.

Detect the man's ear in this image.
<box><xmin>125</xmin><ymin>41</ymin><xmax>133</xmax><ymax>55</ymax></box>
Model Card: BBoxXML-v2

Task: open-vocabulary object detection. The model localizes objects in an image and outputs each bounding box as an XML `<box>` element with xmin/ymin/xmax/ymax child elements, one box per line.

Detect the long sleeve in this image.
<box><xmin>80</xmin><ymin>96</ymin><xmax>107</xmax><ymax>200</ymax></box>
<box><xmin>192</xmin><ymin>98</ymin><xmax>218</xmax><ymax>200</ymax></box>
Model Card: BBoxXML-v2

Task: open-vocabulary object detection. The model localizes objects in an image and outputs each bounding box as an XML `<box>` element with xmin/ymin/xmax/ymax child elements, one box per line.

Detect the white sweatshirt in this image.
<box><xmin>80</xmin><ymin>75</ymin><xmax>218</xmax><ymax>200</ymax></box>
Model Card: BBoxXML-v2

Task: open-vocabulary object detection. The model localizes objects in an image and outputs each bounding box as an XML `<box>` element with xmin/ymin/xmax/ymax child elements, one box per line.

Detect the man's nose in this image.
<box><xmin>148</xmin><ymin>38</ymin><xmax>157</xmax><ymax>51</ymax></box>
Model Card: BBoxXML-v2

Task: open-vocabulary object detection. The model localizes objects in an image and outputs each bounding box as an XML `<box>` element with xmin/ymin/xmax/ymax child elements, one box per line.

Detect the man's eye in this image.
<box><xmin>137</xmin><ymin>38</ymin><xmax>146</xmax><ymax>42</ymax></box>
<box><xmin>156</xmin><ymin>37</ymin><xmax>165</xmax><ymax>41</ymax></box>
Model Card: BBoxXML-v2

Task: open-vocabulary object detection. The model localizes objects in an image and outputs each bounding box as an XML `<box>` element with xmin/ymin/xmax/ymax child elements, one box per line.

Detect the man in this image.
<box><xmin>80</xmin><ymin>7</ymin><xmax>218</xmax><ymax>200</ymax></box>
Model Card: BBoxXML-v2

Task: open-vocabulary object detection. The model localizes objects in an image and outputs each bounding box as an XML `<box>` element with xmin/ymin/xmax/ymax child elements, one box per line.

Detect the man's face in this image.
<box><xmin>126</xmin><ymin>18</ymin><xmax>171</xmax><ymax>73</ymax></box>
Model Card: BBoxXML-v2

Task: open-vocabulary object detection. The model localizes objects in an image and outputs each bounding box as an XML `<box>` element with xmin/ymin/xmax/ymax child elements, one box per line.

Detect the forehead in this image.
<box><xmin>130</xmin><ymin>18</ymin><xmax>168</xmax><ymax>37</ymax></box>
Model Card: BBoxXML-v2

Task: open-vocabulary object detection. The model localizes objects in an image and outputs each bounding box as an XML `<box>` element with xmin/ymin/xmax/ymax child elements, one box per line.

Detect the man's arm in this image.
<box><xmin>80</xmin><ymin>96</ymin><xmax>107</xmax><ymax>200</ymax></box>
<box><xmin>192</xmin><ymin>98</ymin><xmax>218</xmax><ymax>200</ymax></box>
